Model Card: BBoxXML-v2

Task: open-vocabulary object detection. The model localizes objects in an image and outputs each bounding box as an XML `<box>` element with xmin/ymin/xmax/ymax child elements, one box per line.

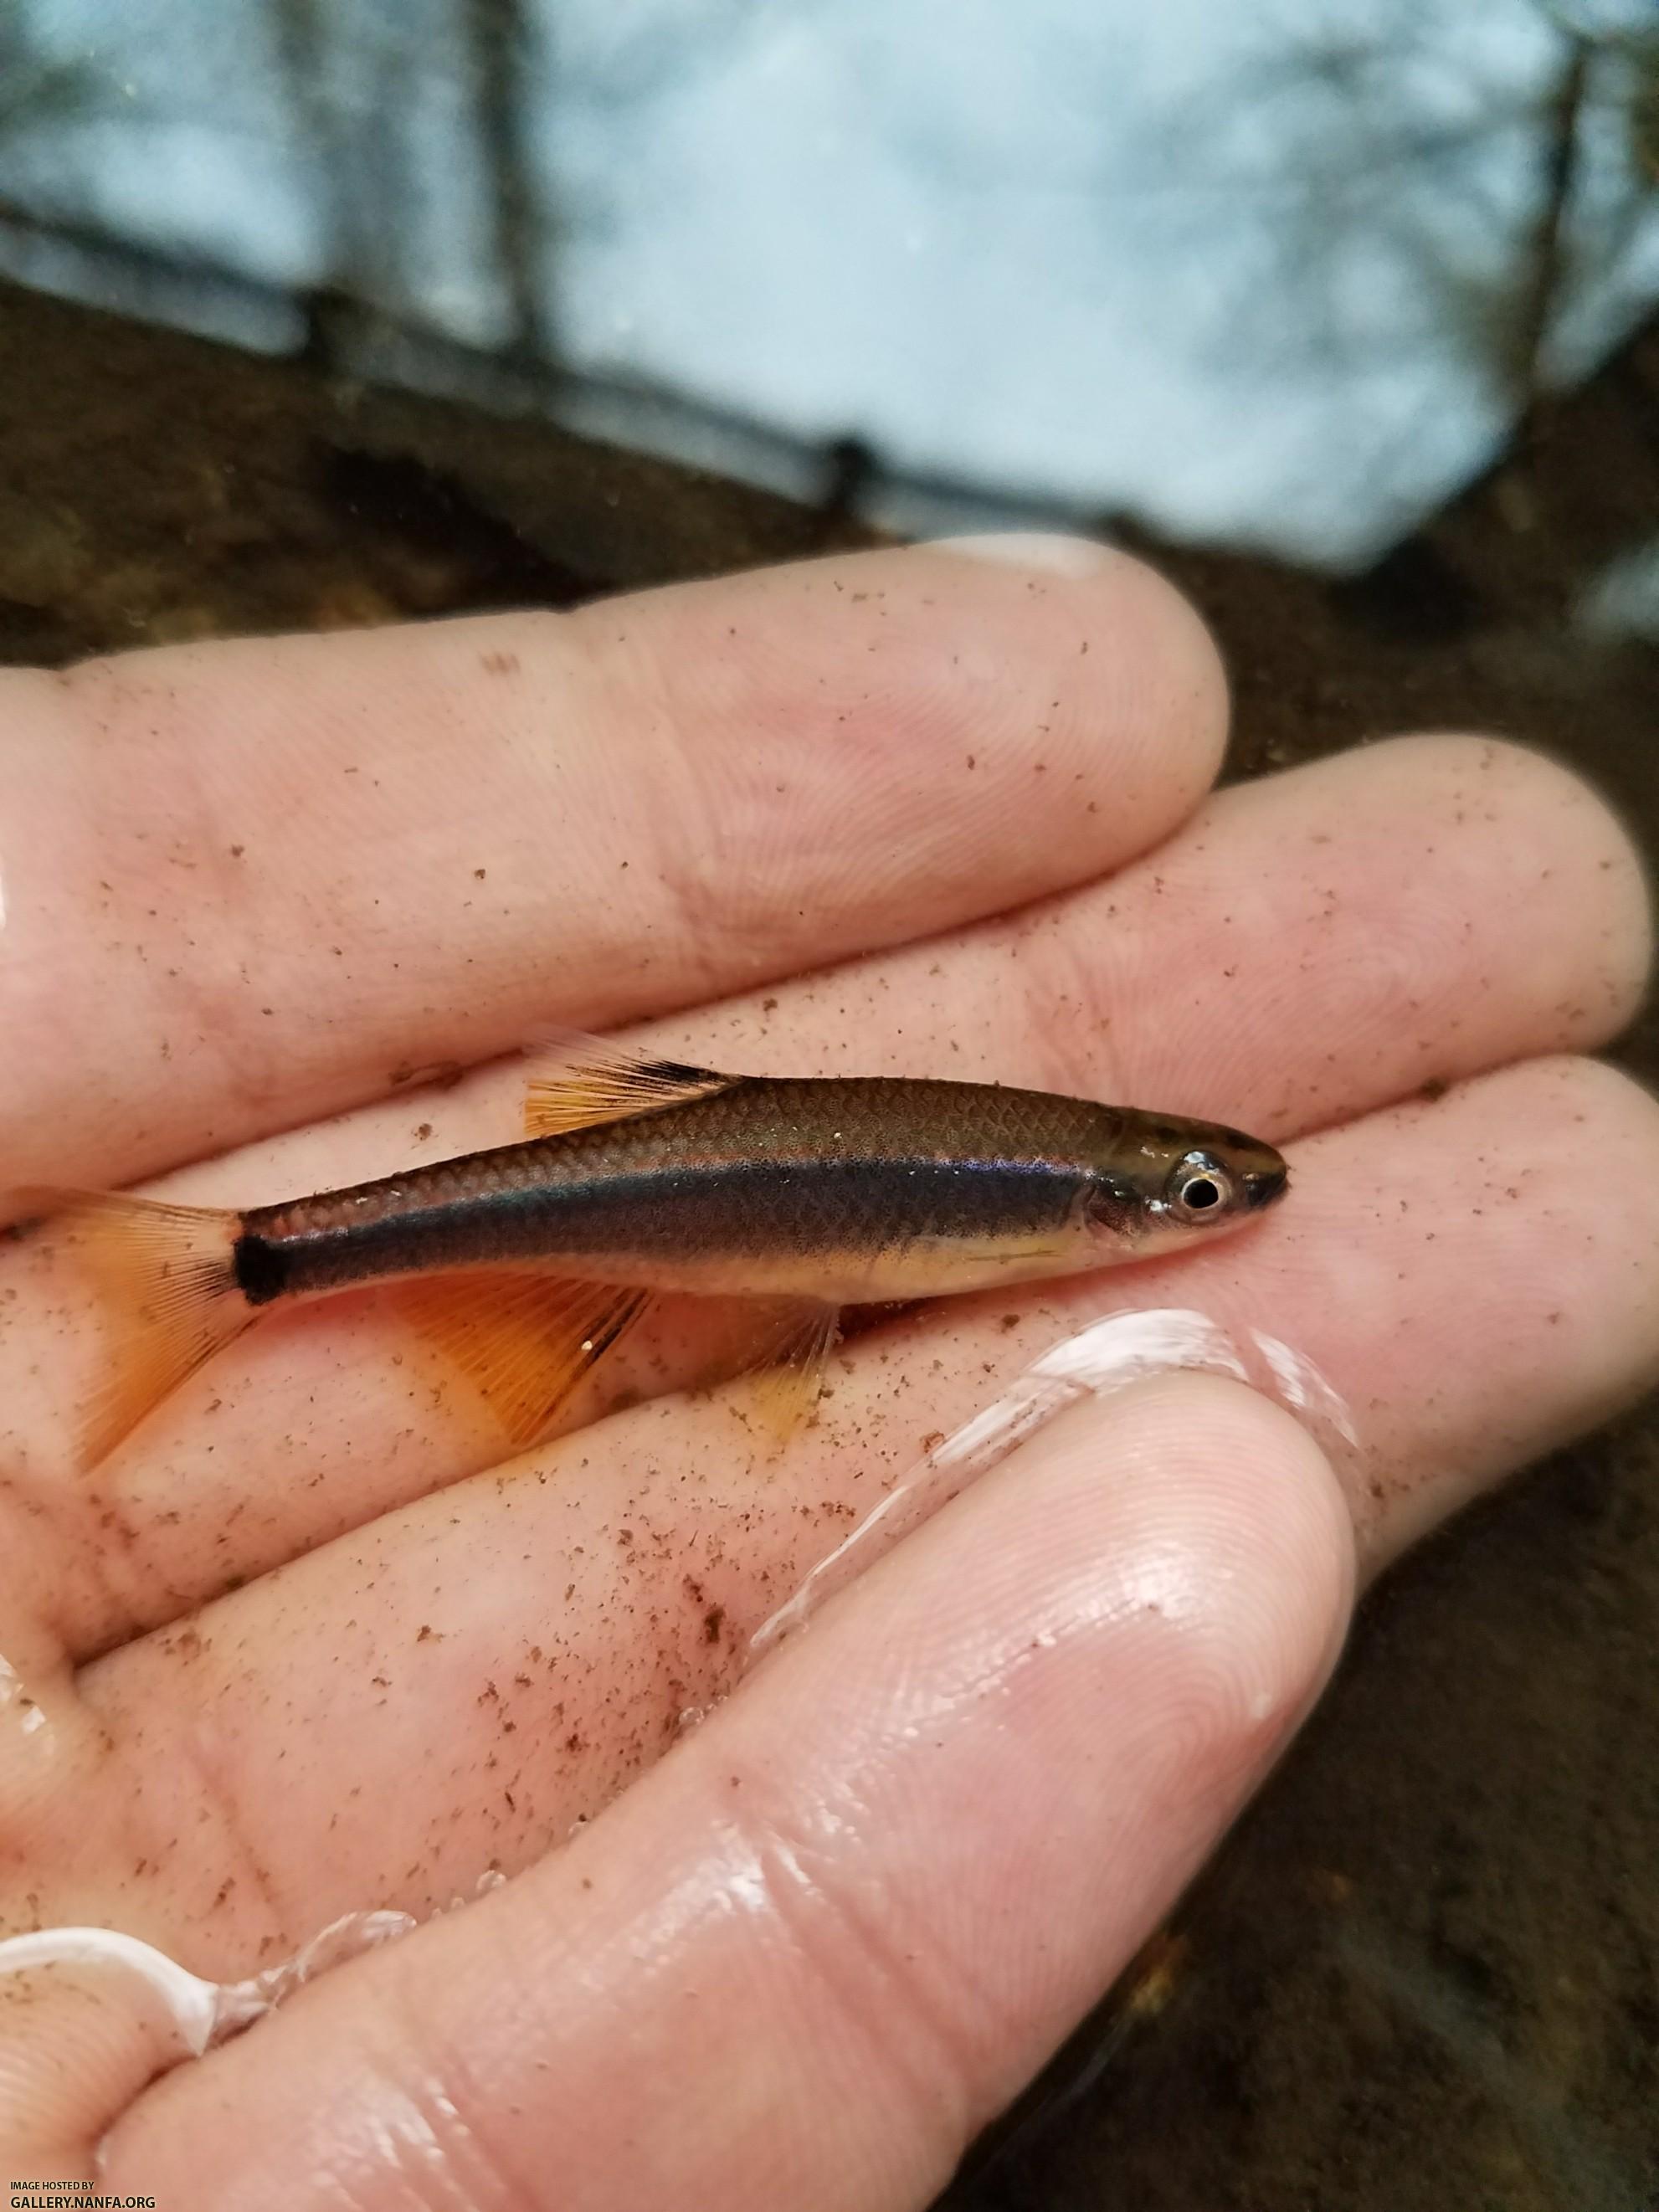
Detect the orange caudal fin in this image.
<box><xmin>398</xmin><ymin>1268</ymin><xmax>654</xmax><ymax>1453</ymax></box>
<box><xmin>10</xmin><ymin>1186</ymin><xmax>253</xmax><ymax>1467</ymax></box>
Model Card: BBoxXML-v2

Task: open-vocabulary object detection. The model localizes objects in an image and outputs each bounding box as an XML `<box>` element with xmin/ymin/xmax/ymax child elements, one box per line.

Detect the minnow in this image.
<box><xmin>13</xmin><ymin>1031</ymin><xmax>1288</xmax><ymax>1465</ymax></box>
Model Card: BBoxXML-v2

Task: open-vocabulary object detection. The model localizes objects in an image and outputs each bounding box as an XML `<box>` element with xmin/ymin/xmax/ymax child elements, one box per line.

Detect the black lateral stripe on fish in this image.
<box><xmin>12</xmin><ymin>1031</ymin><xmax>1288</xmax><ymax>1468</ymax></box>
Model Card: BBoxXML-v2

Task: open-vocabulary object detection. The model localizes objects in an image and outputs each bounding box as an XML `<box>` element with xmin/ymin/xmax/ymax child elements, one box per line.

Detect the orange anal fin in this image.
<box><xmin>10</xmin><ymin>1184</ymin><xmax>252</xmax><ymax>1468</ymax></box>
<box><xmin>723</xmin><ymin>1298</ymin><xmax>842</xmax><ymax>1451</ymax></box>
<box><xmin>398</xmin><ymin>1269</ymin><xmax>651</xmax><ymax>1453</ymax></box>
<box><xmin>522</xmin><ymin>1026</ymin><xmax>741</xmax><ymax>1139</ymax></box>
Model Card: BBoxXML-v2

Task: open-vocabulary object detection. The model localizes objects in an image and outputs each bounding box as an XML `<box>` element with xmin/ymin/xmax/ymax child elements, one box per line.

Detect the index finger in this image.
<box><xmin>0</xmin><ymin>536</ymin><xmax>1225</xmax><ymax>1198</ymax></box>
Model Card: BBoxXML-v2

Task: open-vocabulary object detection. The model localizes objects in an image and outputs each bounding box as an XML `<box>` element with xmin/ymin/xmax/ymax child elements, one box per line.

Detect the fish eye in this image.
<box><xmin>1167</xmin><ymin>1153</ymin><xmax>1234</xmax><ymax>1222</ymax></box>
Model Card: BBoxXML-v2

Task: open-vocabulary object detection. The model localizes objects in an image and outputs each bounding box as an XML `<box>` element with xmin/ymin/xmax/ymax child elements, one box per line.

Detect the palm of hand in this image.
<box><xmin>0</xmin><ymin>538</ymin><xmax>1652</xmax><ymax>2207</ymax></box>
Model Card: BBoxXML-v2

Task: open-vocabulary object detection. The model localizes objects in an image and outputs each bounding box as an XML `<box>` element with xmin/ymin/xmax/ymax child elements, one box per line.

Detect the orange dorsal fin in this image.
<box><xmin>522</xmin><ymin>1027</ymin><xmax>740</xmax><ymax>1140</ymax></box>
<box><xmin>11</xmin><ymin>1185</ymin><xmax>252</xmax><ymax>1467</ymax></box>
<box><xmin>398</xmin><ymin>1268</ymin><xmax>652</xmax><ymax>1452</ymax></box>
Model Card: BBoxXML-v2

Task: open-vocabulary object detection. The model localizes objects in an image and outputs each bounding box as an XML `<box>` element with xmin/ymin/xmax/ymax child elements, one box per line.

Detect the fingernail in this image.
<box><xmin>928</xmin><ymin>531</ymin><xmax>1117</xmax><ymax>577</ymax></box>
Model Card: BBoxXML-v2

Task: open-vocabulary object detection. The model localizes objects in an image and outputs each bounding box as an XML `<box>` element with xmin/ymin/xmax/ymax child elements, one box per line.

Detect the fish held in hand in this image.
<box><xmin>12</xmin><ymin>1032</ymin><xmax>1288</xmax><ymax>1466</ymax></box>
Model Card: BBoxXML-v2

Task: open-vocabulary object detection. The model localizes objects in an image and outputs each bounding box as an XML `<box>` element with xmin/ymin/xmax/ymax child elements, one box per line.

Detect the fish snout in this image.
<box><xmin>1242</xmin><ymin>1161</ymin><xmax>1289</xmax><ymax>1211</ymax></box>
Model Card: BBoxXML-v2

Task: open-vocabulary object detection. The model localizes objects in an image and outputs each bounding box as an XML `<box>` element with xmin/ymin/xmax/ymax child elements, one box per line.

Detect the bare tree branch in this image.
<box><xmin>463</xmin><ymin>0</ymin><xmax>554</xmax><ymax>366</ymax></box>
<box><xmin>1509</xmin><ymin>32</ymin><xmax>1590</xmax><ymax>422</ymax></box>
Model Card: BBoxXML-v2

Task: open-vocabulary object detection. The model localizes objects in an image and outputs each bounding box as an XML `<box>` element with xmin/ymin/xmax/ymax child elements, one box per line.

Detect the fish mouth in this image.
<box><xmin>1243</xmin><ymin>1163</ymin><xmax>1289</xmax><ymax>1210</ymax></box>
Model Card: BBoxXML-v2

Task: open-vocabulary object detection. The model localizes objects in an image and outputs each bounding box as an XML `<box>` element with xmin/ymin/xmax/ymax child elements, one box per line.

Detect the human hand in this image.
<box><xmin>0</xmin><ymin>536</ymin><xmax>1652</xmax><ymax>2205</ymax></box>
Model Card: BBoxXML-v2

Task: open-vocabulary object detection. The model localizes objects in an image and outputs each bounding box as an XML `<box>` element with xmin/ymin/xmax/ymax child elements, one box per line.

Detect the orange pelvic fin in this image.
<box><xmin>726</xmin><ymin>1298</ymin><xmax>842</xmax><ymax>1449</ymax></box>
<box><xmin>12</xmin><ymin>1185</ymin><xmax>252</xmax><ymax>1467</ymax></box>
<box><xmin>522</xmin><ymin>1027</ymin><xmax>739</xmax><ymax>1139</ymax></box>
<box><xmin>398</xmin><ymin>1267</ymin><xmax>652</xmax><ymax>1452</ymax></box>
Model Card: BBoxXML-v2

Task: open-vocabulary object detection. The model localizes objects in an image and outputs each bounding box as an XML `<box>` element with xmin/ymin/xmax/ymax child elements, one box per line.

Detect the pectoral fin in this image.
<box><xmin>399</xmin><ymin>1268</ymin><xmax>650</xmax><ymax>1451</ymax></box>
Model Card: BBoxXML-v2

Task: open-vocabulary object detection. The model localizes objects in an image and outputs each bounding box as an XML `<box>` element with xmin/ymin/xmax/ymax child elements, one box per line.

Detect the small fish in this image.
<box><xmin>13</xmin><ymin>1032</ymin><xmax>1287</xmax><ymax>1465</ymax></box>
